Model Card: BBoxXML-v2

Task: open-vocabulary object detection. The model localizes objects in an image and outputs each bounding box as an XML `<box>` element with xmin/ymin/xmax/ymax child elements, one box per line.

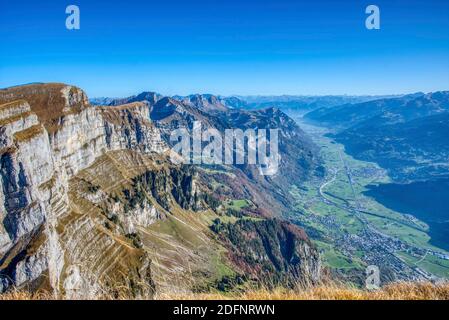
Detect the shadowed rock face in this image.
<box><xmin>0</xmin><ymin>84</ymin><xmax>321</xmax><ymax>296</ymax></box>
<box><xmin>0</xmin><ymin>84</ymin><xmax>174</xmax><ymax>296</ymax></box>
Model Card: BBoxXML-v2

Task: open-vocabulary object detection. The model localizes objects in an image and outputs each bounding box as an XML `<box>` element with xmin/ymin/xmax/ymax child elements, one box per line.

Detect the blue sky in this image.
<box><xmin>1</xmin><ymin>0</ymin><xmax>448</xmax><ymax>97</ymax></box>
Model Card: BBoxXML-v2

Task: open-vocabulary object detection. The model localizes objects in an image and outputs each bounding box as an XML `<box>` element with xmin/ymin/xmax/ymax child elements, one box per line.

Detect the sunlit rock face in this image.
<box><xmin>0</xmin><ymin>84</ymin><xmax>176</xmax><ymax>297</ymax></box>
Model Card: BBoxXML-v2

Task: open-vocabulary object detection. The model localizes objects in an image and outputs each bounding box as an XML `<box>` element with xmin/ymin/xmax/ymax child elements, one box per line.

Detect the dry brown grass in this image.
<box><xmin>156</xmin><ymin>282</ymin><xmax>449</xmax><ymax>300</ymax></box>
<box><xmin>0</xmin><ymin>290</ymin><xmax>56</xmax><ymax>301</ymax></box>
<box><xmin>1</xmin><ymin>281</ymin><xmax>448</xmax><ymax>300</ymax></box>
<box><xmin>13</xmin><ymin>124</ymin><xmax>44</xmax><ymax>142</ymax></box>
<box><xmin>0</xmin><ymin>83</ymin><xmax>87</xmax><ymax>133</ymax></box>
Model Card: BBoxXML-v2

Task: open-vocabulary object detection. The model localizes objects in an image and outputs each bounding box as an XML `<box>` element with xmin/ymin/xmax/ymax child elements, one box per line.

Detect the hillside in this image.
<box><xmin>304</xmin><ymin>92</ymin><xmax>449</xmax><ymax>180</ymax></box>
<box><xmin>335</xmin><ymin>112</ymin><xmax>449</xmax><ymax>181</ymax></box>
<box><xmin>304</xmin><ymin>92</ymin><xmax>439</xmax><ymax>128</ymax></box>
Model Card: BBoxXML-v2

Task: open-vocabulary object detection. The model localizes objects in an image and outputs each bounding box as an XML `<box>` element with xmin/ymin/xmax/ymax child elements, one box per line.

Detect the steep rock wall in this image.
<box><xmin>0</xmin><ymin>84</ymin><xmax>177</xmax><ymax>296</ymax></box>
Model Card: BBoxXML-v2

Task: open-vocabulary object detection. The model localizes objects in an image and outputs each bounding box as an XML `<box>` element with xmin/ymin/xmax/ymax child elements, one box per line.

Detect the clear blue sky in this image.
<box><xmin>1</xmin><ymin>0</ymin><xmax>448</xmax><ymax>97</ymax></box>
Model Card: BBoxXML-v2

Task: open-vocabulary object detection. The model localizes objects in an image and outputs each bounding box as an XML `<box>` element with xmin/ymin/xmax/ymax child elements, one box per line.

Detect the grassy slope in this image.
<box><xmin>139</xmin><ymin>206</ymin><xmax>236</xmax><ymax>292</ymax></box>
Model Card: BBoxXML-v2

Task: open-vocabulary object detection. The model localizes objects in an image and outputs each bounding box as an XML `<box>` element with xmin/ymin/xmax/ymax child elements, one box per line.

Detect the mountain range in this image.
<box><xmin>305</xmin><ymin>91</ymin><xmax>449</xmax><ymax>181</ymax></box>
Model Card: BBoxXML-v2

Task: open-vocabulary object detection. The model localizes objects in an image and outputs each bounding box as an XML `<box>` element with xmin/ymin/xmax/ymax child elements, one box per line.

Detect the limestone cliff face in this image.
<box><xmin>0</xmin><ymin>99</ymin><xmax>59</xmax><ymax>292</ymax></box>
<box><xmin>99</xmin><ymin>102</ymin><xmax>167</xmax><ymax>154</ymax></box>
<box><xmin>0</xmin><ymin>84</ymin><xmax>192</xmax><ymax>296</ymax></box>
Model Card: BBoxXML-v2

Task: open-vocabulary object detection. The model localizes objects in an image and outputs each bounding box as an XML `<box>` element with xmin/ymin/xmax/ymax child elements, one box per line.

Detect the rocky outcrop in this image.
<box><xmin>0</xmin><ymin>84</ymin><xmax>185</xmax><ymax>296</ymax></box>
<box><xmin>107</xmin><ymin>91</ymin><xmax>163</xmax><ymax>107</ymax></box>
<box><xmin>0</xmin><ymin>99</ymin><xmax>59</xmax><ymax>292</ymax></box>
<box><xmin>99</xmin><ymin>102</ymin><xmax>167</xmax><ymax>154</ymax></box>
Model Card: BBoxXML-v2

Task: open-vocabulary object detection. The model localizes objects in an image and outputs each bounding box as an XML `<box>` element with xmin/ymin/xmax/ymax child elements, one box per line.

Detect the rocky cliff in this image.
<box><xmin>0</xmin><ymin>84</ymin><xmax>177</xmax><ymax>297</ymax></box>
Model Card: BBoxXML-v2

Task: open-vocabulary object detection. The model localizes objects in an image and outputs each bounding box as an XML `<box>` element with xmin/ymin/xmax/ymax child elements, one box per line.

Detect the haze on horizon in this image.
<box><xmin>1</xmin><ymin>0</ymin><xmax>448</xmax><ymax>97</ymax></box>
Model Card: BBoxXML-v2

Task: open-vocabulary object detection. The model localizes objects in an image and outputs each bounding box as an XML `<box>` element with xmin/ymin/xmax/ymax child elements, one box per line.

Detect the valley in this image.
<box><xmin>287</xmin><ymin>115</ymin><xmax>449</xmax><ymax>283</ymax></box>
<box><xmin>1</xmin><ymin>83</ymin><xmax>448</xmax><ymax>297</ymax></box>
